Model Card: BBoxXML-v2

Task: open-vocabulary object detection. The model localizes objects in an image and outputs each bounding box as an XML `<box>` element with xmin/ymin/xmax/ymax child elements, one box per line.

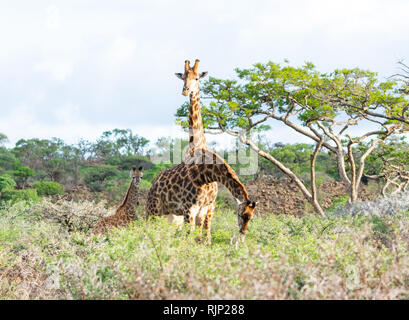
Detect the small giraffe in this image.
<box><xmin>175</xmin><ymin>59</ymin><xmax>218</xmax><ymax>233</ymax></box>
<box><xmin>91</xmin><ymin>166</ymin><xmax>143</xmax><ymax>234</ymax></box>
<box><xmin>146</xmin><ymin>149</ymin><xmax>257</xmax><ymax>243</ymax></box>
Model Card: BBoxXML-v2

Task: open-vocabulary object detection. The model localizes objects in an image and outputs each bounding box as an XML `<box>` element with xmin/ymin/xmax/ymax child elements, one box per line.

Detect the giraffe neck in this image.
<box><xmin>187</xmin><ymin>89</ymin><xmax>207</xmax><ymax>154</ymax></box>
<box><xmin>212</xmin><ymin>164</ymin><xmax>249</xmax><ymax>204</ymax></box>
<box><xmin>189</xmin><ymin>150</ymin><xmax>250</xmax><ymax>204</ymax></box>
<box><xmin>118</xmin><ymin>179</ymin><xmax>139</xmax><ymax>219</ymax></box>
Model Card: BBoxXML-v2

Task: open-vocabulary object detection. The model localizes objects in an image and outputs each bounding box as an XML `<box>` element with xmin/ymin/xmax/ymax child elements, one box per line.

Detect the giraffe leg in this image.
<box><xmin>197</xmin><ymin>206</ymin><xmax>207</xmax><ymax>237</ymax></box>
<box><xmin>194</xmin><ymin>206</ymin><xmax>207</xmax><ymax>243</ymax></box>
<box><xmin>185</xmin><ymin>205</ymin><xmax>200</xmax><ymax>234</ymax></box>
<box><xmin>204</xmin><ymin>202</ymin><xmax>215</xmax><ymax>245</ymax></box>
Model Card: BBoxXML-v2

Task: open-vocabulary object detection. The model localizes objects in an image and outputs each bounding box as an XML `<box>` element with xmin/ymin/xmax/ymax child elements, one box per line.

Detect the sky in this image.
<box><xmin>1</xmin><ymin>0</ymin><xmax>409</xmax><ymax>149</ymax></box>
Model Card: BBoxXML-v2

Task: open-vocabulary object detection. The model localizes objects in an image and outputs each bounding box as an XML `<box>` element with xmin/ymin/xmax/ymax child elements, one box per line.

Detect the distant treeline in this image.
<box><xmin>1</xmin><ymin>127</ymin><xmax>408</xmax><ymax>206</ymax></box>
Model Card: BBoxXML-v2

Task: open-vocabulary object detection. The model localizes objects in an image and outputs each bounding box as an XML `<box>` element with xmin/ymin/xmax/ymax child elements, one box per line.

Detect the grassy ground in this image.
<box><xmin>1</xmin><ymin>199</ymin><xmax>409</xmax><ymax>299</ymax></box>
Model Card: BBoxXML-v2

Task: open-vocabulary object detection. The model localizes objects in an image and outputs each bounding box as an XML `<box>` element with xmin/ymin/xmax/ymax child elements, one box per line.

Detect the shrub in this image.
<box><xmin>326</xmin><ymin>194</ymin><xmax>350</xmax><ymax>213</ymax></box>
<box><xmin>105</xmin><ymin>155</ymin><xmax>153</xmax><ymax>171</ymax></box>
<box><xmin>33</xmin><ymin>181</ymin><xmax>64</xmax><ymax>196</ymax></box>
<box><xmin>12</xmin><ymin>164</ymin><xmax>34</xmax><ymax>188</ymax></box>
<box><xmin>80</xmin><ymin>165</ymin><xmax>120</xmax><ymax>192</ymax></box>
<box><xmin>0</xmin><ymin>175</ymin><xmax>16</xmax><ymax>192</ymax></box>
<box><xmin>29</xmin><ymin>198</ymin><xmax>112</xmax><ymax>232</ymax></box>
<box><xmin>331</xmin><ymin>190</ymin><xmax>409</xmax><ymax>217</ymax></box>
<box><xmin>139</xmin><ymin>179</ymin><xmax>152</xmax><ymax>191</ymax></box>
<box><xmin>0</xmin><ymin>188</ymin><xmax>40</xmax><ymax>203</ymax></box>
<box><xmin>144</xmin><ymin>163</ymin><xmax>173</xmax><ymax>183</ymax></box>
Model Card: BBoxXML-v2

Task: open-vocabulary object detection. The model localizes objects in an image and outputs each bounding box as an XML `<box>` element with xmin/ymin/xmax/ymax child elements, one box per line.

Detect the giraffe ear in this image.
<box><xmin>199</xmin><ymin>72</ymin><xmax>208</xmax><ymax>79</ymax></box>
<box><xmin>175</xmin><ymin>73</ymin><xmax>184</xmax><ymax>80</ymax></box>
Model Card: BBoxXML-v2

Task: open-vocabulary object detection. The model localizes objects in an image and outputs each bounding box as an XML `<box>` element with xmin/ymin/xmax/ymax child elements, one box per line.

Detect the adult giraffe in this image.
<box><xmin>174</xmin><ymin>59</ymin><xmax>218</xmax><ymax>233</ymax></box>
<box><xmin>146</xmin><ymin>148</ymin><xmax>257</xmax><ymax>244</ymax></box>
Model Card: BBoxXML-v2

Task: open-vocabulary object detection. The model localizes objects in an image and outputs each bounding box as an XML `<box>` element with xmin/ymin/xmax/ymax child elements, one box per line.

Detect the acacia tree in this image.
<box><xmin>365</xmin><ymin>137</ymin><xmax>409</xmax><ymax>196</ymax></box>
<box><xmin>176</xmin><ymin>61</ymin><xmax>409</xmax><ymax>213</ymax></box>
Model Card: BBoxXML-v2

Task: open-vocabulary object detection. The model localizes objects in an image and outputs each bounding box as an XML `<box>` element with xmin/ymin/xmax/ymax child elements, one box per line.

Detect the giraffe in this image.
<box><xmin>145</xmin><ymin>148</ymin><xmax>257</xmax><ymax>243</ymax></box>
<box><xmin>91</xmin><ymin>166</ymin><xmax>143</xmax><ymax>234</ymax></box>
<box><xmin>174</xmin><ymin>59</ymin><xmax>218</xmax><ymax>233</ymax></box>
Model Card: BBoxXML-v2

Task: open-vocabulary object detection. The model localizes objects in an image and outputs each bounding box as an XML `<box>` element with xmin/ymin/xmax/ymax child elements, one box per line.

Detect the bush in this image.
<box><xmin>326</xmin><ymin>194</ymin><xmax>350</xmax><ymax>212</ymax></box>
<box><xmin>12</xmin><ymin>164</ymin><xmax>34</xmax><ymax>188</ymax></box>
<box><xmin>139</xmin><ymin>179</ymin><xmax>152</xmax><ymax>191</ymax></box>
<box><xmin>80</xmin><ymin>165</ymin><xmax>120</xmax><ymax>192</ymax></box>
<box><xmin>104</xmin><ymin>155</ymin><xmax>153</xmax><ymax>171</ymax></box>
<box><xmin>0</xmin><ymin>175</ymin><xmax>16</xmax><ymax>192</ymax></box>
<box><xmin>0</xmin><ymin>188</ymin><xmax>40</xmax><ymax>203</ymax></box>
<box><xmin>33</xmin><ymin>181</ymin><xmax>64</xmax><ymax>196</ymax></box>
<box><xmin>144</xmin><ymin>163</ymin><xmax>173</xmax><ymax>183</ymax></box>
<box><xmin>332</xmin><ymin>190</ymin><xmax>409</xmax><ymax>217</ymax></box>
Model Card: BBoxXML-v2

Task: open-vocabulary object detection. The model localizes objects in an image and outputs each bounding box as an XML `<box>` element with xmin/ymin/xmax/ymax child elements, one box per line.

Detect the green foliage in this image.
<box><xmin>12</xmin><ymin>164</ymin><xmax>34</xmax><ymax>188</ymax></box>
<box><xmin>0</xmin><ymin>175</ymin><xmax>16</xmax><ymax>192</ymax></box>
<box><xmin>2</xmin><ymin>201</ymin><xmax>409</xmax><ymax>299</ymax></box>
<box><xmin>0</xmin><ymin>188</ymin><xmax>39</xmax><ymax>203</ymax></box>
<box><xmin>104</xmin><ymin>155</ymin><xmax>153</xmax><ymax>171</ymax></box>
<box><xmin>92</xmin><ymin>129</ymin><xmax>149</xmax><ymax>159</ymax></box>
<box><xmin>255</xmin><ymin>142</ymin><xmax>338</xmax><ymax>180</ymax></box>
<box><xmin>0</xmin><ymin>147</ymin><xmax>19</xmax><ymax>173</ymax></box>
<box><xmin>139</xmin><ymin>179</ymin><xmax>152</xmax><ymax>191</ymax></box>
<box><xmin>365</xmin><ymin>136</ymin><xmax>409</xmax><ymax>176</ymax></box>
<box><xmin>144</xmin><ymin>162</ymin><xmax>173</xmax><ymax>183</ymax></box>
<box><xmin>271</xmin><ymin>143</ymin><xmax>313</xmax><ymax>175</ymax></box>
<box><xmin>0</xmin><ymin>133</ymin><xmax>8</xmax><ymax>146</ymax></box>
<box><xmin>326</xmin><ymin>194</ymin><xmax>350</xmax><ymax>212</ymax></box>
<box><xmin>33</xmin><ymin>181</ymin><xmax>64</xmax><ymax>196</ymax></box>
<box><xmin>12</xmin><ymin>138</ymin><xmax>65</xmax><ymax>170</ymax></box>
<box><xmin>371</xmin><ymin>216</ymin><xmax>391</xmax><ymax>235</ymax></box>
<box><xmin>188</xmin><ymin>60</ymin><xmax>407</xmax><ymax>133</ymax></box>
<box><xmin>80</xmin><ymin>165</ymin><xmax>120</xmax><ymax>192</ymax></box>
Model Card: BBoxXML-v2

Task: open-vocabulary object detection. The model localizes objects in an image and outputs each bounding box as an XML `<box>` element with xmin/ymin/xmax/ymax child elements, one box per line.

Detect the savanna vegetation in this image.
<box><xmin>1</xmin><ymin>60</ymin><xmax>409</xmax><ymax>300</ymax></box>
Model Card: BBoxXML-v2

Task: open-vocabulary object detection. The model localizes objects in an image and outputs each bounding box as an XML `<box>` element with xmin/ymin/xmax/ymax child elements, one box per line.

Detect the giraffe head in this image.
<box><xmin>237</xmin><ymin>200</ymin><xmax>257</xmax><ymax>240</ymax></box>
<box><xmin>129</xmin><ymin>166</ymin><xmax>143</xmax><ymax>186</ymax></box>
<box><xmin>175</xmin><ymin>59</ymin><xmax>208</xmax><ymax>96</ymax></box>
